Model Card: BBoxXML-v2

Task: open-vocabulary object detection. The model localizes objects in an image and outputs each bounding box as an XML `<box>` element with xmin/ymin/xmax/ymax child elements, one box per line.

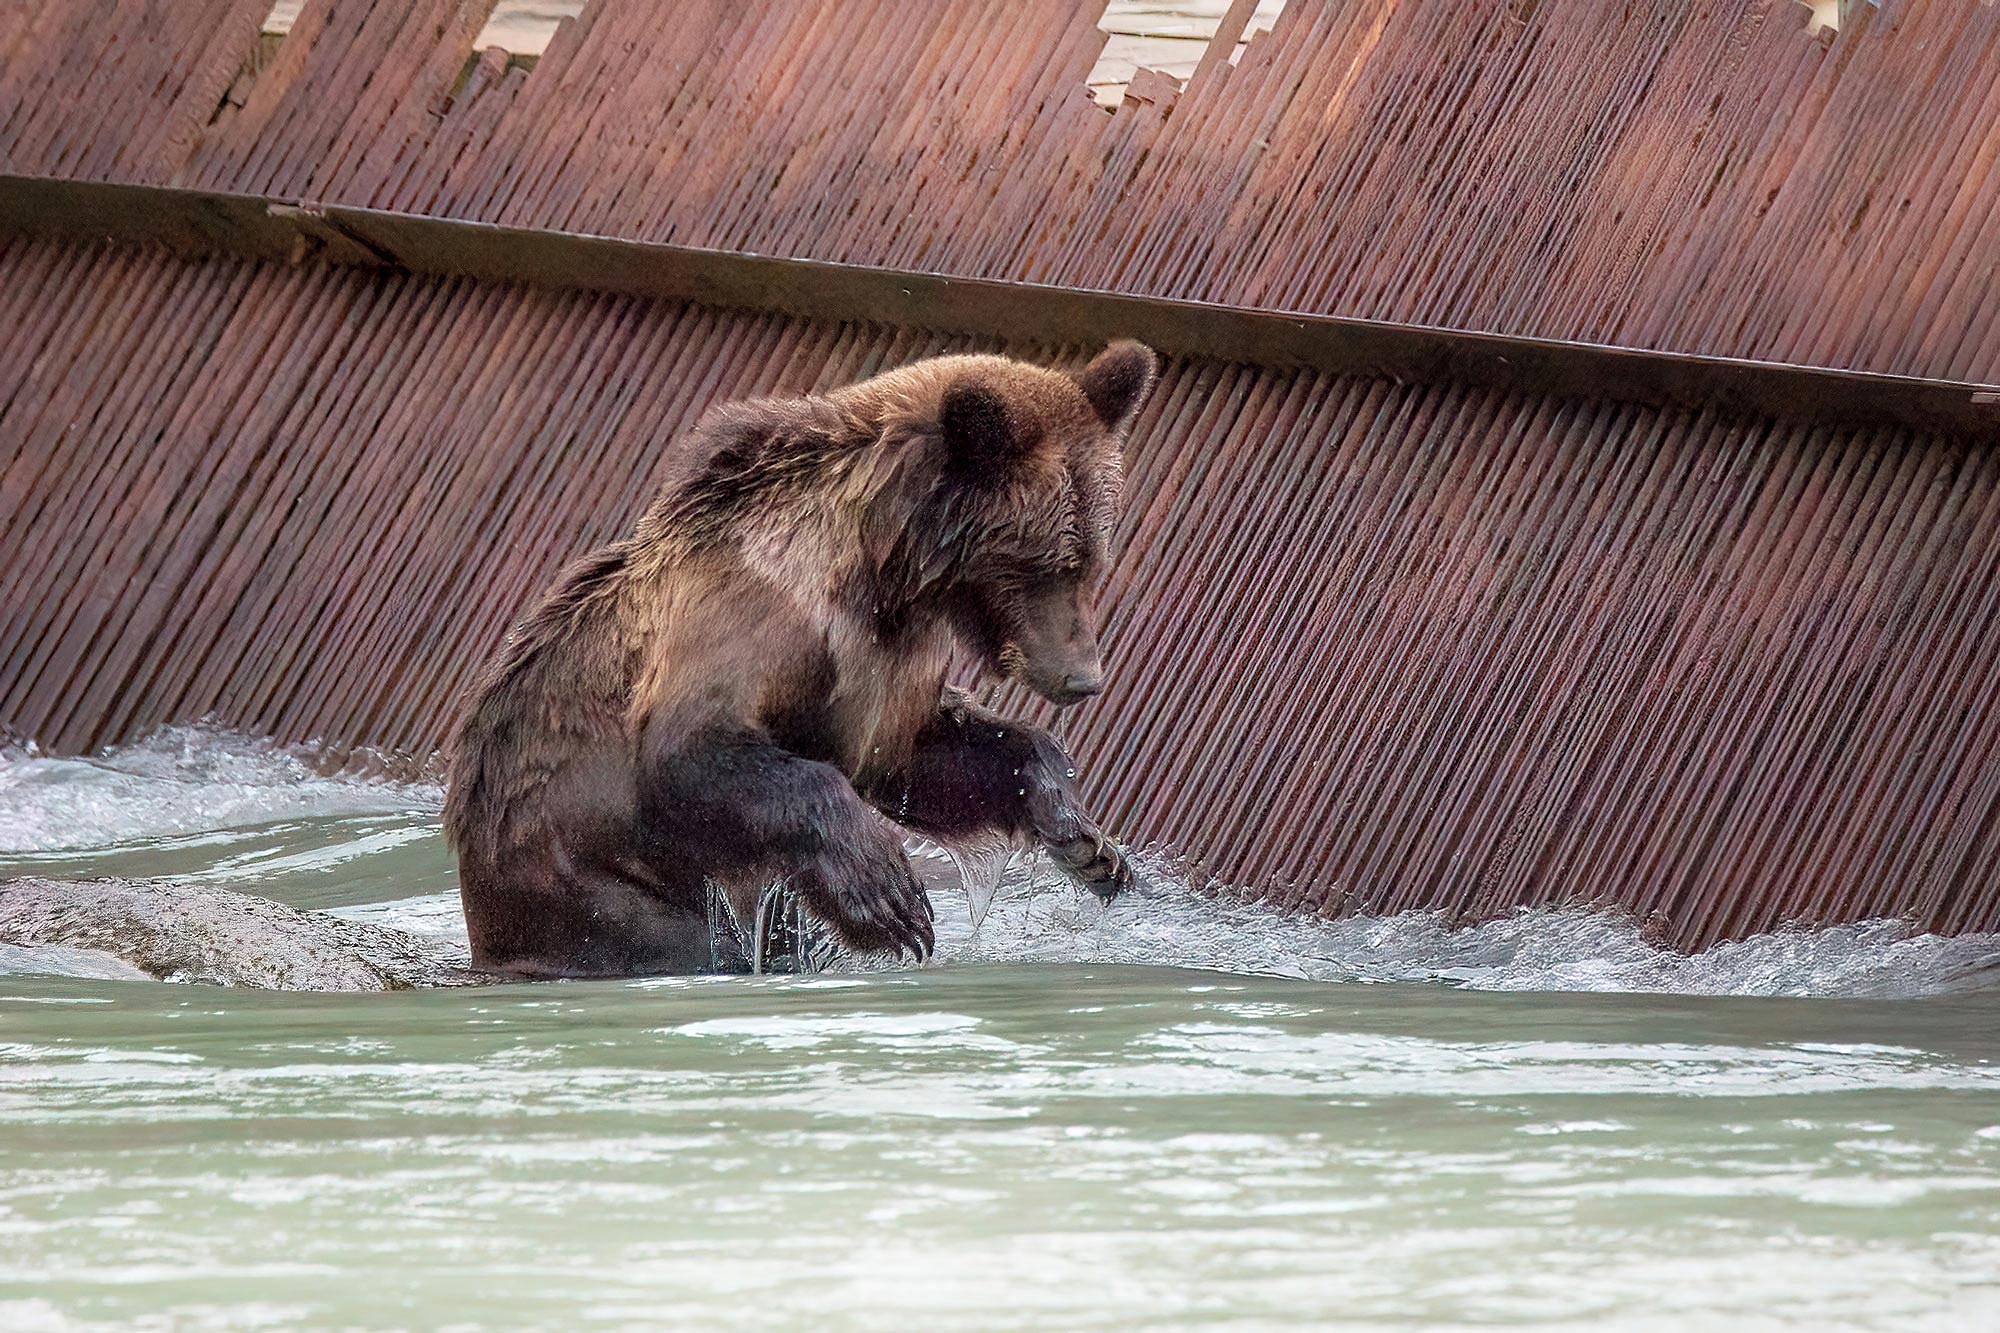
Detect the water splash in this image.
<box><xmin>0</xmin><ymin>725</ymin><xmax>436</xmax><ymax>854</ymax></box>
<box><xmin>906</xmin><ymin>848</ymin><xmax>2000</xmax><ymax>1000</ymax></box>
<box><xmin>927</xmin><ymin>835</ymin><xmax>1015</xmax><ymax>935</ymax></box>
<box><xmin>334</xmin><ymin>852</ymin><xmax>2000</xmax><ymax>1000</ymax></box>
<box><xmin>3</xmin><ymin>730</ymin><xmax>1997</xmax><ymax>998</ymax></box>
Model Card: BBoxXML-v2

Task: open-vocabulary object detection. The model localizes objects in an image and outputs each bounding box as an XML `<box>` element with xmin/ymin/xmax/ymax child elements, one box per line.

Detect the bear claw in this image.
<box><xmin>844</xmin><ymin>894</ymin><xmax>934</xmax><ymax>961</ymax></box>
<box><xmin>800</xmin><ymin>849</ymin><xmax>935</xmax><ymax>963</ymax></box>
<box><xmin>1048</xmin><ymin>828</ymin><xmax>1131</xmax><ymax>902</ymax></box>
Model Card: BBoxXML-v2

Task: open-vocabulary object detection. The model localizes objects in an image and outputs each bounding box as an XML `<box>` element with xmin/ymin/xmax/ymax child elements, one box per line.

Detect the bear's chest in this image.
<box><xmin>758</xmin><ymin>626</ymin><xmax>947</xmax><ymax>780</ymax></box>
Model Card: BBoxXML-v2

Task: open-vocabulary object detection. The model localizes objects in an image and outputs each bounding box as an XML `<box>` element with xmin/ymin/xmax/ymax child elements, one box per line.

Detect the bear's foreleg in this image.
<box><xmin>872</xmin><ymin>690</ymin><xmax>1132</xmax><ymax>901</ymax></box>
<box><xmin>643</xmin><ymin>721</ymin><xmax>935</xmax><ymax>961</ymax></box>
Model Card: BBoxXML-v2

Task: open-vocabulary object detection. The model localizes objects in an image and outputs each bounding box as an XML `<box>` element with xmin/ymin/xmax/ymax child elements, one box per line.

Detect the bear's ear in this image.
<box><xmin>938</xmin><ymin>382</ymin><xmax>1026</xmax><ymax>474</ymax></box>
<box><xmin>1076</xmin><ymin>340</ymin><xmax>1159</xmax><ymax>432</ymax></box>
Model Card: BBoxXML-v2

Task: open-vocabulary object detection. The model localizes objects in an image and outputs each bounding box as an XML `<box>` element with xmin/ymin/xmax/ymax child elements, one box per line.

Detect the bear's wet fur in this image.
<box><xmin>444</xmin><ymin>342</ymin><xmax>1159</xmax><ymax>978</ymax></box>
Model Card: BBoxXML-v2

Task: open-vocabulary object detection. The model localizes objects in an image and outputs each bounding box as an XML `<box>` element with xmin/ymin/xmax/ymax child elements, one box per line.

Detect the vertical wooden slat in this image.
<box><xmin>6</xmin><ymin>0</ymin><xmax>2000</xmax><ymax>947</ymax></box>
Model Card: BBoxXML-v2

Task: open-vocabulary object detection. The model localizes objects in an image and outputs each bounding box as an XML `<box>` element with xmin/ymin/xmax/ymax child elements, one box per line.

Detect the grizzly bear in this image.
<box><xmin>443</xmin><ymin>342</ymin><xmax>1159</xmax><ymax>978</ymax></box>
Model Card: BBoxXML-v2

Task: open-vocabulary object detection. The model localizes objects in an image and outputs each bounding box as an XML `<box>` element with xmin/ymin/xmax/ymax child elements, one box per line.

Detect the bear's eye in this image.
<box><xmin>978</xmin><ymin>555</ymin><xmax>1060</xmax><ymax>592</ymax></box>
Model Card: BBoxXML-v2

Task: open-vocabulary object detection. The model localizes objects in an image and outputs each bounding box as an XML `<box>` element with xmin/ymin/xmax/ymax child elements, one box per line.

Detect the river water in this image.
<box><xmin>2</xmin><ymin>730</ymin><xmax>1998</xmax><ymax>1330</ymax></box>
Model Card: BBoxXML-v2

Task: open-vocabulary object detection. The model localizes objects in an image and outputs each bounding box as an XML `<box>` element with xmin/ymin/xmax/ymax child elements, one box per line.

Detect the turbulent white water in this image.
<box><xmin>0</xmin><ymin>729</ymin><xmax>437</xmax><ymax>854</ymax></box>
<box><xmin>2</xmin><ymin>727</ymin><xmax>1994</xmax><ymax>998</ymax></box>
<box><xmin>5</xmin><ymin>730</ymin><xmax>1999</xmax><ymax>1333</ymax></box>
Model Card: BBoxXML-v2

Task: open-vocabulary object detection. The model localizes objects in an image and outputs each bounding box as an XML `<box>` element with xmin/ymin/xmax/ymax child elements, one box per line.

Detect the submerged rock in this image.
<box><xmin>0</xmin><ymin>878</ymin><xmax>491</xmax><ymax>991</ymax></box>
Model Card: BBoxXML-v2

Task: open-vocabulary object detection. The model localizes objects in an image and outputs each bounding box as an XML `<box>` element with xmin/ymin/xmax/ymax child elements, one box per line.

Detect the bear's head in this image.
<box><xmin>840</xmin><ymin>341</ymin><xmax>1159</xmax><ymax>707</ymax></box>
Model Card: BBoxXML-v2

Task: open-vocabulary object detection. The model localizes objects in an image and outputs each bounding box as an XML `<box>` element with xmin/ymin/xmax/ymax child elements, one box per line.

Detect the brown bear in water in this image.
<box><xmin>443</xmin><ymin>342</ymin><xmax>1159</xmax><ymax>978</ymax></box>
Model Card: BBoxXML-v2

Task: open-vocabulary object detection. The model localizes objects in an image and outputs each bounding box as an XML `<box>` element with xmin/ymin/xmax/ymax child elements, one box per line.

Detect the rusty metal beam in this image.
<box><xmin>5</xmin><ymin>172</ymin><xmax>1996</xmax><ymax>441</ymax></box>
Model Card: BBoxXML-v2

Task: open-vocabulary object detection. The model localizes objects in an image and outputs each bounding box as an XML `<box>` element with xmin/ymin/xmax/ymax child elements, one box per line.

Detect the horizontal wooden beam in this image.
<box><xmin>5</xmin><ymin>172</ymin><xmax>1997</xmax><ymax>439</ymax></box>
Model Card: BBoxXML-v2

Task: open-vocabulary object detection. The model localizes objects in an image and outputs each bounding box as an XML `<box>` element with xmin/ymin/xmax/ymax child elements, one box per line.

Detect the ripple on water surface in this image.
<box><xmin>1</xmin><ymin>730</ymin><xmax>1998</xmax><ymax>1331</ymax></box>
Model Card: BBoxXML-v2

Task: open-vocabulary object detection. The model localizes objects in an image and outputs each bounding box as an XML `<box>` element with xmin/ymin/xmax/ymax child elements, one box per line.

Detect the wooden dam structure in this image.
<box><xmin>5</xmin><ymin>0</ymin><xmax>2000</xmax><ymax>948</ymax></box>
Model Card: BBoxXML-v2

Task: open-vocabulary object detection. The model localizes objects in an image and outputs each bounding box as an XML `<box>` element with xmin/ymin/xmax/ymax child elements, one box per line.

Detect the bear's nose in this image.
<box><xmin>1060</xmin><ymin>670</ymin><xmax>1104</xmax><ymax>700</ymax></box>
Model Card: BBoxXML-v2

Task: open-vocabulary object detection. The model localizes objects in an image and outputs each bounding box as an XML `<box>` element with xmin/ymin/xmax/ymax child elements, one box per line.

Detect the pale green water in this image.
<box><xmin>3</xmin><ymin>732</ymin><xmax>2000</xmax><ymax>1331</ymax></box>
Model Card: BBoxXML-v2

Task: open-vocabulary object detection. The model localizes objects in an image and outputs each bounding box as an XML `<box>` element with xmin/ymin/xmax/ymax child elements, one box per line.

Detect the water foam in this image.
<box><xmin>336</xmin><ymin>851</ymin><xmax>2000</xmax><ymax>1000</ymax></box>
<box><xmin>4</xmin><ymin>731</ymin><xmax>1997</xmax><ymax>998</ymax></box>
<box><xmin>903</xmin><ymin>850</ymin><xmax>2000</xmax><ymax>999</ymax></box>
<box><xmin>0</xmin><ymin>726</ymin><xmax>437</xmax><ymax>854</ymax></box>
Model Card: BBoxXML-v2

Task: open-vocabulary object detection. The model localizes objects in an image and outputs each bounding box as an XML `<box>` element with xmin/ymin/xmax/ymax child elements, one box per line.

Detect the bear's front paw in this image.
<box><xmin>799</xmin><ymin>836</ymin><xmax>936</xmax><ymax>962</ymax></box>
<box><xmin>1046</xmin><ymin>825</ymin><xmax>1132</xmax><ymax>903</ymax></box>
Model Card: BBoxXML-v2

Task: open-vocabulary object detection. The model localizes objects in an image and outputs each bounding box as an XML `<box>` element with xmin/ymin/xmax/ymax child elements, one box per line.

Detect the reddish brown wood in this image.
<box><xmin>5</xmin><ymin>1</ymin><xmax>2000</xmax><ymax>947</ymax></box>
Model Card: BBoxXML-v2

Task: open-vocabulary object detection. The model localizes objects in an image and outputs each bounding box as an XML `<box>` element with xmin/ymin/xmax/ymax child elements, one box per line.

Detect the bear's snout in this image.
<box><xmin>1021</xmin><ymin>647</ymin><xmax>1104</xmax><ymax>707</ymax></box>
<box><xmin>1051</xmin><ymin>668</ymin><xmax>1104</xmax><ymax>704</ymax></box>
<box><xmin>1005</xmin><ymin>583</ymin><xmax>1106</xmax><ymax>708</ymax></box>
